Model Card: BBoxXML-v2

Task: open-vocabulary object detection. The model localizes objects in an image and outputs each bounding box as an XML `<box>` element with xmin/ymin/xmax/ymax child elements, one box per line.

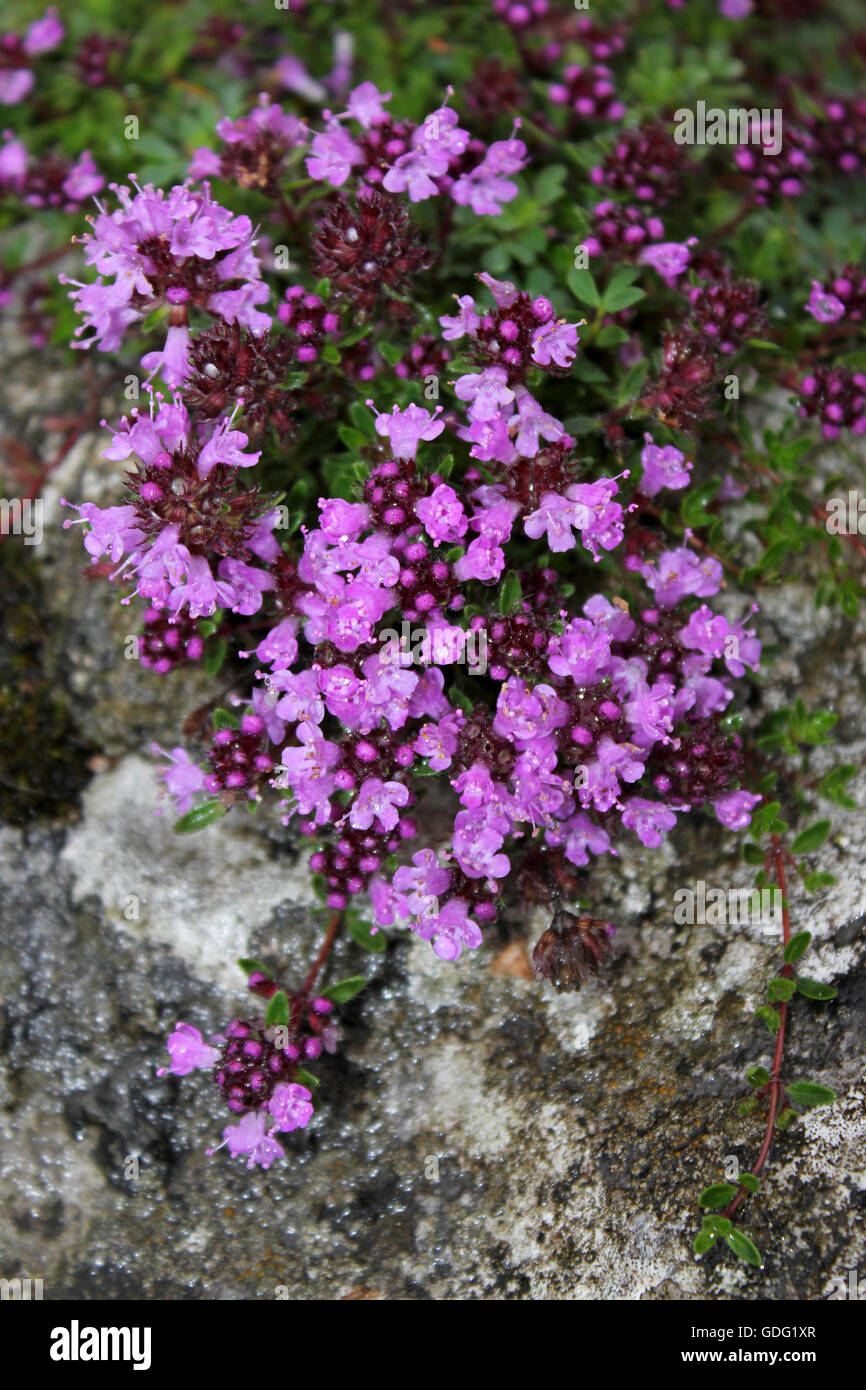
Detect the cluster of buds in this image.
<box><xmin>548</xmin><ymin>64</ymin><xmax>625</xmax><ymax>123</ymax></box>
<box><xmin>583</xmin><ymin>201</ymin><xmax>666</xmax><ymax>261</ymax></box>
<box><xmin>799</xmin><ymin>367</ymin><xmax>866</xmax><ymax>439</ymax></box>
<box><xmin>591</xmin><ymin>121</ymin><xmax>686</xmax><ymax>205</ymax></box>
<box><xmin>642</xmin><ymin>327</ymin><xmax>721</xmax><ymax>431</ymax></box>
<box><xmin>139</xmin><ymin>607</ymin><xmax>204</xmax><ymax>673</ymax></box>
<box><xmin>686</xmin><ymin>269</ymin><xmax>766</xmax><ymax>355</ymax></box>
<box><xmin>311</xmin><ymin>189</ymin><xmax>431</xmax><ymax>316</ymax></box>
<box><xmin>733</xmin><ymin>122</ymin><xmax>813</xmax><ymax>203</ymax></box>
<box><xmin>806</xmin><ymin>266</ymin><xmax>866</xmax><ymax>326</ymax></box>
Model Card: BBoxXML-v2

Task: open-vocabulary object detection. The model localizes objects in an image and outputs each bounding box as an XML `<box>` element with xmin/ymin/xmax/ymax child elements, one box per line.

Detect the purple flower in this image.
<box><xmin>547</xmin><ymin>618</ymin><xmax>612</xmax><ymax>683</ymax></box>
<box><xmin>531</xmin><ymin>318</ymin><xmax>580</xmax><ymax>369</ymax></box>
<box><xmin>267</xmin><ymin>1082</ymin><xmax>314</xmax><ymax>1134</ymax></box>
<box><xmin>62</xmin><ymin>500</ymin><xmax>144</xmax><ymax>563</ymax></box>
<box><xmin>440</xmin><ymin>294</ymin><xmax>481</xmax><ymax>340</ymax></box>
<box><xmin>454</xmin><ymin>367</ymin><xmax>514</xmax><ymax>421</ymax></box>
<box><xmin>416</xmin><ymin>483</ymin><xmax>468</xmax><ymax>545</ymax></box>
<box><xmin>452</xmin><ymin>808</ymin><xmax>510</xmax><ymax>879</ymax></box>
<box><xmin>678</xmin><ymin>605</ymin><xmax>731</xmax><ymax>659</ymax></box>
<box><xmin>454</xmin><ymin>535</ymin><xmax>505</xmax><ymax>582</ymax></box>
<box><xmin>579</xmin><ymin>736</ymin><xmax>645</xmax><ymax>813</ymax></box>
<box><xmin>450</xmin><ymin>132</ymin><xmax>527</xmax><ymax>215</ymax></box>
<box><xmin>551</xmin><ymin>813</ymin><xmax>612</xmax><ymax>868</ymax></box>
<box><xmin>218</xmin><ymin>1110</ymin><xmax>285</xmax><ymax>1170</ymax></box>
<box><xmin>524</xmin><ymin>491</ymin><xmax>584</xmax><ymax>553</ymax></box>
<box><xmin>350</xmin><ymin>777</ymin><xmax>410</xmax><ymax>833</ymax></box>
<box><xmin>158</xmin><ymin>1022</ymin><xmax>220</xmax><ymax>1076</ymax></box>
<box><xmin>477</xmin><ymin>272</ymin><xmax>519</xmax><ymax>309</ymax></box>
<box><xmin>512</xmin><ymin>387</ymin><xmax>565</xmax><ymax>456</ymax></box>
<box><xmin>621</xmin><ymin>796</ymin><xmax>681</xmax><ymax>847</ymax></box>
<box><xmin>805</xmin><ymin>280</ymin><xmax>845</xmax><ymax>325</ymax></box>
<box><xmin>564</xmin><ymin>478</ymin><xmax>627</xmax><ymax>560</ymax></box>
<box><xmin>393</xmin><ymin>848</ymin><xmax>451</xmax><ymax>919</ymax></box>
<box><xmin>255</xmin><ymin>619</ymin><xmax>300</xmax><ymax>674</ymax></box>
<box><xmin>318</xmin><ymin>497</ymin><xmax>370</xmax><ymax>542</ymax></box>
<box><xmin>414</xmin><ymin>714</ymin><xmax>461</xmax><ymax>771</ymax></box>
<box><xmin>23</xmin><ymin>9</ymin><xmax>64</xmax><ymax>55</ymax></box>
<box><xmin>639</xmin><ymin>434</ymin><xmax>693</xmax><ymax>497</ymax></box>
<box><xmin>625</xmin><ymin>677</ymin><xmax>677</xmax><ymax>745</ymax></box>
<box><xmin>713</xmin><ymin>789</ymin><xmax>761</xmax><ymax>829</ymax></box>
<box><xmin>638</xmin><ymin>240</ymin><xmax>693</xmax><ymax>282</ymax></box>
<box><xmin>368</xmin><ymin>401</ymin><xmax>444</xmax><ymax>458</ymax></box>
<box><xmin>319</xmin><ymin>665</ymin><xmax>365</xmax><ymax>727</ymax></box>
<box><xmin>415</xmin><ymin>898</ymin><xmax>483</xmax><ymax>961</ymax></box>
<box><xmin>306</xmin><ymin>122</ymin><xmax>363</xmax><ymax>185</ymax></box>
<box><xmin>61</xmin><ymin>180</ymin><xmax>270</xmax><ymax>366</ymax></box>
<box><xmin>152</xmin><ymin>744</ymin><xmax>206</xmax><ymax>815</ymax></box>
<box><xmin>641</xmin><ymin>545</ymin><xmax>722</xmax><ymax>607</ymax></box>
<box><xmin>493</xmin><ymin>677</ymin><xmax>568</xmax><ymax>745</ymax></box>
<box><xmin>279</xmin><ymin>722</ymin><xmax>342</xmax><ymax>818</ymax></box>
<box><xmin>344</xmin><ymin>81</ymin><xmax>392</xmax><ymax>128</ymax></box>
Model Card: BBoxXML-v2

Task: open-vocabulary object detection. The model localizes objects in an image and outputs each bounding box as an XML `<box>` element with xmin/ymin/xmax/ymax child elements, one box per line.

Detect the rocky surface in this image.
<box><xmin>1</xmin><ymin>345</ymin><xmax>864</xmax><ymax>1301</ymax></box>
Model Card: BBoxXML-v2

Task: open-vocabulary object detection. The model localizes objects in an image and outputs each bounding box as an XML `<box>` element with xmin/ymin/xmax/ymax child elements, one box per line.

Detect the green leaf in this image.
<box><xmin>499</xmin><ymin>571</ymin><xmax>523</xmax><ymax>616</ymax></box>
<box><xmin>785</xmin><ymin>1081</ymin><xmax>836</xmax><ymax>1108</ymax></box>
<box><xmin>738</xmin><ymin>1173</ymin><xmax>760</xmax><ymax>1195</ymax></box>
<box><xmin>791</xmin><ymin>819</ymin><xmax>831</xmax><ymax>855</ymax></box>
<box><xmin>776</xmin><ymin>1107</ymin><xmax>797</xmax><ymax>1131</ymax></box>
<box><xmin>616</xmin><ymin>358</ymin><xmax>648</xmax><ymax>404</ymax></box>
<box><xmin>749</xmin><ymin>802</ymin><xmax>781</xmax><ymax>836</ymax></box>
<box><xmin>204</xmin><ymin>638</ymin><xmax>227</xmax><ymax>678</ymax></box>
<box><xmin>754</xmin><ymin>1005</ymin><xmax>781</xmax><ymax>1034</ymax></box>
<box><xmin>802</xmin><ymin>871</ymin><xmax>836</xmax><ymax>893</ymax></box>
<box><xmin>726</xmin><ymin>1229</ymin><xmax>763</xmax><ymax>1267</ymax></box>
<box><xmin>742</xmin><ymin>843</ymin><xmax>765</xmax><ymax>866</ymax></box>
<box><xmin>681</xmin><ymin>480</ymin><xmax>721</xmax><ymax>529</ymax></box>
<box><xmin>320</xmin><ymin>975</ymin><xmax>367</xmax><ymax>1004</ymax></box>
<box><xmin>603</xmin><ymin>282</ymin><xmax>646</xmax><ymax>313</ymax></box>
<box><xmin>746</xmin><ymin>1065</ymin><xmax>770</xmax><ymax>1087</ymax></box>
<box><xmin>701</xmin><ymin>1215</ymin><xmax>733</xmax><ymax>1237</ymax></box>
<box><xmin>172</xmin><ymin>800</ymin><xmax>226</xmax><ymax>834</ymax></box>
<box><xmin>338</xmin><ymin>426</ymin><xmax>369</xmax><ymax>451</ymax></box>
<box><xmin>378</xmin><ymin>341</ymin><xmax>405</xmax><ymax>366</ymax></box>
<box><xmin>794</xmin><ymin>976</ymin><xmax>838</xmax><ymax>1001</ymax></box>
<box><xmin>265</xmin><ymin>990</ymin><xmax>290</xmax><ymax>1027</ymax></box>
<box><xmin>767</xmin><ymin>976</ymin><xmax>796</xmax><ymax>1003</ymax></box>
<box><xmin>238</xmin><ymin>957</ymin><xmax>270</xmax><ymax>977</ymax></box>
<box><xmin>321</xmin><ymin>342</ymin><xmax>341</xmax><ymax>365</ymax></box>
<box><xmin>594</xmin><ymin>323</ymin><xmax>630</xmax><ymax>348</ymax></box>
<box><xmin>693</xmin><ymin>1230</ymin><xmax>716</xmax><ymax>1254</ymax></box>
<box><xmin>294</xmin><ymin>1067</ymin><xmax>319</xmax><ymax>1090</ymax></box>
<box><xmin>533</xmin><ymin>163</ymin><xmax>567</xmax><ymax>205</ymax></box>
<box><xmin>349</xmin><ymin>914</ymin><xmax>387</xmax><ymax>953</ymax></box>
<box><xmin>698</xmin><ymin>1182</ymin><xmax>738</xmax><ymax>1208</ymax></box>
<box><xmin>213</xmin><ymin>707</ymin><xmax>240</xmax><ymax>731</ymax></box>
<box><xmin>817</xmin><ymin>765</ymin><xmax>856</xmax><ymax>810</ymax></box>
<box><xmin>783</xmin><ymin>931</ymin><xmax>811</xmax><ymax>964</ymax></box>
<box><xmin>567</xmin><ymin>265</ymin><xmax>601</xmax><ymax>307</ymax></box>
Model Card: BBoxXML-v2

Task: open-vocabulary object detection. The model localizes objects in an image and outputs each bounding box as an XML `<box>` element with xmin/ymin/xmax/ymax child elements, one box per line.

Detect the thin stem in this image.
<box><xmin>301</xmin><ymin>910</ymin><xmax>343</xmax><ymax>999</ymax></box>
